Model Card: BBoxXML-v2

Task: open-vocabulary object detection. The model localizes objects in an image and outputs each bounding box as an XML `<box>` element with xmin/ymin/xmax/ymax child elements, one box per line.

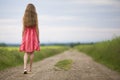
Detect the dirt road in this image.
<box><xmin>0</xmin><ymin>49</ymin><xmax>120</xmax><ymax>80</ymax></box>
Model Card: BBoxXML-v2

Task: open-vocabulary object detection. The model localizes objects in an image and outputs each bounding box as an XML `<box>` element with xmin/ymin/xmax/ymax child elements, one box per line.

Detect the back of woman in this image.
<box><xmin>19</xmin><ymin>3</ymin><xmax>40</xmax><ymax>74</ymax></box>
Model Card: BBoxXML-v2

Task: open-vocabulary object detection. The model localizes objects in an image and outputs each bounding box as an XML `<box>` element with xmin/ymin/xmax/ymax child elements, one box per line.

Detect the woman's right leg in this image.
<box><xmin>29</xmin><ymin>53</ymin><xmax>34</xmax><ymax>72</ymax></box>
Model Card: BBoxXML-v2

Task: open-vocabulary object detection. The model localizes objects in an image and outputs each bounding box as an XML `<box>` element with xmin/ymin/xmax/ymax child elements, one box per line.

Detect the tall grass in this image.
<box><xmin>0</xmin><ymin>46</ymin><xmax>69</xmax><ymax>71</ymax></box>
<box><xmin>75</xmin><ymin>37</ymin><xmax>120</xmax><ymax>72</ymax></box>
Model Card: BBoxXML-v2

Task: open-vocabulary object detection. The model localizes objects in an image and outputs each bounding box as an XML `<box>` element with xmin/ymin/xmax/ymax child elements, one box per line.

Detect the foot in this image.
<box><xmin>23</xmin><ymin>69</ymin><xmax>27</xmax><ymax>74</ymax></box>
<box><xmin>28</xmin><ymin>71</ymin><xmax>32</xmax><ymax>74</ymax></box>
<box><xmin>28</xmin><ymin>69</ymin><xmax>32</xmax><ymax>73</ymax></box>
<box><xmin>29</xmin><ymin>65</ymin><xmax>32</xmax><ymax>72</ymax></box>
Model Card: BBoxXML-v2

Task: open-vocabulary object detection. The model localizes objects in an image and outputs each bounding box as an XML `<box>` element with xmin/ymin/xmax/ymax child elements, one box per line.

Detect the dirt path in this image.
<box><xmin>0</xmin><ymin>49</ymin><xmax>120</xmax><ymax>80</ymax></box>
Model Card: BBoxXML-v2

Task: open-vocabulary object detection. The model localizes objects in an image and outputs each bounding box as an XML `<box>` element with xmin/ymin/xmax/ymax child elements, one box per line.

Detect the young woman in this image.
<box><xmin>20</xmin><ymin>3</ymin><xmax>40</xmax><ymax>74</ymax></box>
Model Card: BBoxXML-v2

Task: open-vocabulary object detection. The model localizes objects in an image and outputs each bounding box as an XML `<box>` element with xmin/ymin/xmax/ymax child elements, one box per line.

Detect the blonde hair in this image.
<box><xmin>23</xmin><ymin>3</ymin><xmax>38</xmax><ymax>27</ymax></box>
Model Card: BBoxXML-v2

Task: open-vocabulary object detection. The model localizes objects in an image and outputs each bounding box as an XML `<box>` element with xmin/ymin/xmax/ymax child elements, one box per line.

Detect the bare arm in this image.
<box><xmin>22</xmin><ymin>22</ymin><xmax>25</xmax><ymax>37</ymax></box>
<box><xmin>36</xmin><ymin>17</ymin><xmax>40</xmax><ymax>41</ymax></box>
<box><xmin>36</xmin><ymin>24</ymin><xmax>39</xmax><ymax>39</ymax></box>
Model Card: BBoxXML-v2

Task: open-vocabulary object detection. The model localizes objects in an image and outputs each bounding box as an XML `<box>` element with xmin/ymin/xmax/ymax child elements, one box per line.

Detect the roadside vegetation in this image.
<box><xmin>0</xmin><ymin>46</ymin><xmax>69</xmax><ymax>71</ymax></box>
<box><xmin>75</xmin><ymin>37</ymin><xmax>120</xmax><ymax>72</ymax></box>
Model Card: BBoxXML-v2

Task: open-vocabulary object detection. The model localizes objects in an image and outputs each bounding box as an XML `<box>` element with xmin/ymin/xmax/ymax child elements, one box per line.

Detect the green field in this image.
<box><xmin>75</xmin><ymin>37</ymin><xmax>120</xmax><ymax>72</ymax></box>
<box><xmin>0</xmin><ymin>46</ymin><xmax>69</xmax><ymax>71</ymax></box>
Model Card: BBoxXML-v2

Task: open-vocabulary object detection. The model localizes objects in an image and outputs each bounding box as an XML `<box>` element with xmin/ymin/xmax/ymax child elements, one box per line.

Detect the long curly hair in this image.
<box><xmin>23</xmin><ymin>4</ymin><xmax>38</xmax><ymax>27</ymax></box>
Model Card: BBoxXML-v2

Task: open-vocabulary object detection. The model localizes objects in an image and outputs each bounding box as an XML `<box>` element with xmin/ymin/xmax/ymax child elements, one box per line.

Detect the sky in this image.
<box><xmin>0</xmin><ymin>0</ymin><xmax>120</xmax><ymax>44</ymax></box>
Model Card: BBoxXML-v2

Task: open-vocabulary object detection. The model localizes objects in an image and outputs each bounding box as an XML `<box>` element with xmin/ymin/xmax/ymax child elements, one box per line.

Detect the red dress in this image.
<box><xmin>20</xmin><ymin>26</ymin><xmax>40</xmax><ymax>53</ymax></box>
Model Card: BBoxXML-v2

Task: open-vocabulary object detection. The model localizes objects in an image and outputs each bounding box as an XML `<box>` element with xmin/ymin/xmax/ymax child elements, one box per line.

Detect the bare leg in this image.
<box><xmin>29</xmin><ymin>53</ymin><xmax>34</xmax><ymax>71</ymax></box>
<box><xmin>24</xmin><ymin>53</ymin><xmax>28</xmax><ymax>70</ymax></box>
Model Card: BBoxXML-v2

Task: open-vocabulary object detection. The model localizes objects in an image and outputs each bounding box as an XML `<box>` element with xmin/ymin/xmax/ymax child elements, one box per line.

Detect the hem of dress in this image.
<box><xmin>19</xmin><ymin>49</ymin><xmax>40</xmax><ymax>53</ymax></box>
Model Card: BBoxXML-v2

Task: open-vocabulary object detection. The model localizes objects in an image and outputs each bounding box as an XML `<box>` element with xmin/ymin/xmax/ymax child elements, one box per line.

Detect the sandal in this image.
<box><xmin>23</xmin><ymin>69</ymin><xmax>27</xmax><ymax>74</ymax></box>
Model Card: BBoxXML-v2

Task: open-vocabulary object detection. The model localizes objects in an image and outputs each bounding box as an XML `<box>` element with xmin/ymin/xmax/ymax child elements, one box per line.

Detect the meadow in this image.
<box><xmin>75</xmin><ymin>37</ymin><xmax>120</xmax><ymax>72</ymax></box>
<box><xmin>0</xmin><ymin>46</ymin><xmax>69</xmax><ymax>71</ymax></box>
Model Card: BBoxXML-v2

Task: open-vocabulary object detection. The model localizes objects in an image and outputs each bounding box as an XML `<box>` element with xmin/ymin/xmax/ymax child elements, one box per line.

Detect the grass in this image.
<box><xmin>0</xmin><ymin>46</ymin><xmax>69</xmax><ymax>71</ymax></box>
<box><xmin>75</xmin><ymin>37</ymin><xmax>120</xmax><ymax>72</ymax></box>
<box><xmin>34</xmin><ymin>46</ymin><xmax>69</xmax><ymax>61</ymax></box>
<box><xmin>55</xmin><ymin>59</ymin><xmax>73</xmax><ymax>71</ymax></box>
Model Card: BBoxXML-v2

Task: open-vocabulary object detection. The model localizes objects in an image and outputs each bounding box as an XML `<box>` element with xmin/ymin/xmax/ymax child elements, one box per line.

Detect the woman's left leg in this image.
<box><xmin>23</xmin><ymin>53</ymin><xmax>28</xmax><ymax>74</ymax></box>
<box><xmin>24</xmin><ymin>53</ymin><xmax>28</xmax><ymax>70</ymax></box>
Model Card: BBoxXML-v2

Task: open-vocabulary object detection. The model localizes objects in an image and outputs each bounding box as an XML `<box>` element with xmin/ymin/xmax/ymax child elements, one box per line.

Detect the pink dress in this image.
<box><xmin>20</xmin><ymin>26</ymin><xmax>40</xmax><ymax>53</ymax></box>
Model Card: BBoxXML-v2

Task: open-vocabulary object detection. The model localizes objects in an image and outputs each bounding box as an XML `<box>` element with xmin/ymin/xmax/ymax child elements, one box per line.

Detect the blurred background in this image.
<box><xmin>0</xmin><ymin>0</ymin><xmax>120</xmax><ymax>45</ymax></box>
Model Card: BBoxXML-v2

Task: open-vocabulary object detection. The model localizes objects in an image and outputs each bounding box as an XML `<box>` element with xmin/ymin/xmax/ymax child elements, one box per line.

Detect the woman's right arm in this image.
<box><xmin>36</xmin><ymin>16</ymin><xmax>40</xmax><ymax>42</ymax></box>
<box><xmin>36</xmin><ymin>23</ymin><xmax>39</xmax><ymax>42</ymax></box>
<box><xmin>22</xmin><ymin>21</ymin><xmax>25</xmax><ymax>37</ymax></box>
